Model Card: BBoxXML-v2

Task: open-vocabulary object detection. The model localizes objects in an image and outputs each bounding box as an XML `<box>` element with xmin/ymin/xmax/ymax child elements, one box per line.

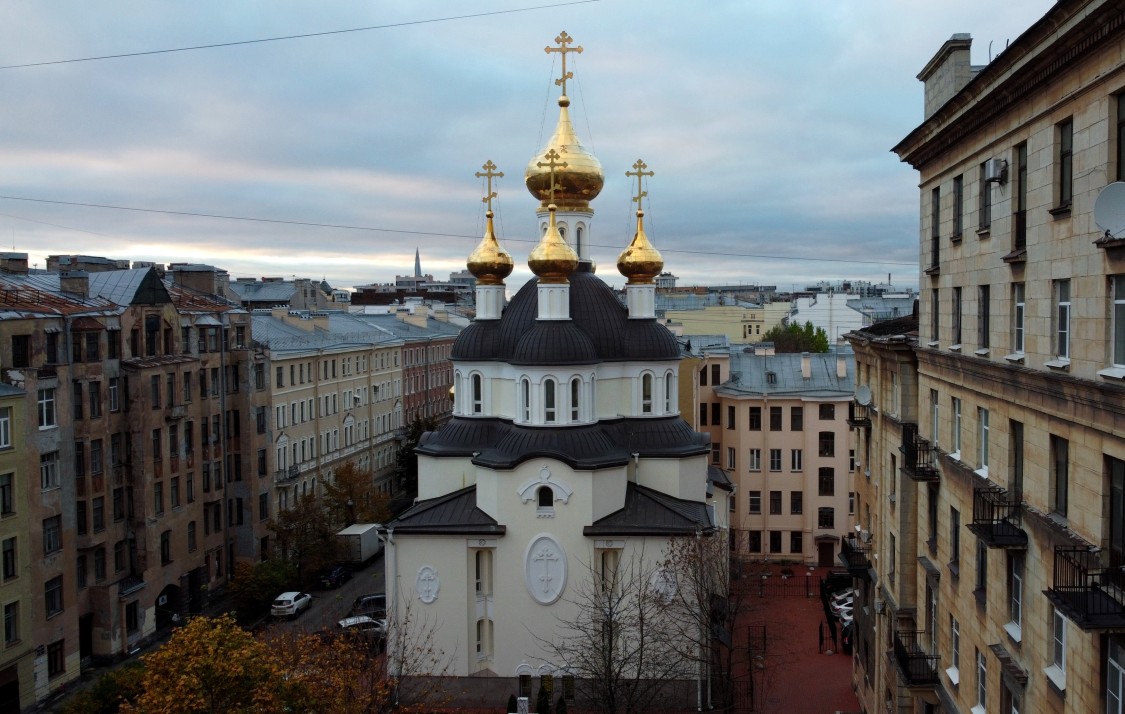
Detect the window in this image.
<box><xmin>37</xmin><ymin>387</ymin><xmax>56</xmax><ymax>428</ymax></box>
<box><xmin>769</xmin><ymin>491</ymin><xmax>782</xmax><ymax>515</ymax></box>
<box><xmin>748</xmin><ymin>491</ymin><xmax>761</xmax><ymax>514</ymax></box>
<box><xmin>1054</xmin><ymin>279</ymin><xmax>1071</xmax><ymax>360</ymax></box>
<box><xmin>572</xmin><ymin>378</ymin><xmax>582</xmax><ymax>421</ymax></box>
<box><xmin>950</xmin><ymin>616</ymin><xmax>961</xmax><ymax>680</ymax></box>
<box><xmin>950</xmin><ymin>507</ymin><xmax>961</xmax><ymax>567</ymax></box>
<box><xmin>769</xmin><ymin>449</ymin><xmax>782</xmax><ymax>472</ymax></box>
<box><xmin>537</xmin><ymin>486</ymin><xmax>554</xmax><ymax>511</ymax></box>
<box><xmin>817</xmin><ymin>507</ymin><xmax>834</xmax><ymax>529</ymax></box>
<box><xmin>154</xmin><ymin>481</ymin><xmax>164</xmax><ymax>515</ymax></box>
<box><xmin>699</xmin><ymin>366</ymin><xmax>707</xmax><ymax>386</ymax></box>
<box><xmin>90</xmin><ymin>439</ymin><xmax>102</xmax><ymax>475</ymax></box>
<box><xmin>975</xmin><ymin>539</ymin><xmax>988</xmax><ymax>601</ymax></box>
<box><xmin>10</xmin><ymin>335</ymin><xmax>29</xmax><ymax>368</ymax></box>
<box><xmin>726</xmin><ymin>447</ymin><xmax>736</xmax><ymax>470</ymax></box>
<box><xmin>711</xmin><ymin>443</ymin><xmax>719</xmax><ymax>464</ymax></box>
<box><xmin>790</xmin><ymin>531</ymin><xmax>803</xmax><ymax>554</ymax></box>
<box><xmin>848</xmin><ymin>491</ymin><xmax>855</xmax><ymax>515</ymax></box>
<box><xmin>727</xmin><ymin>405</ymin><xmax>735</xmax><ymax>430</ymax></box>
<box><xmin>978</xmin><ymin>285</ymin><xmax>990</xmax><ymax>349</ymax></box>
<box><xmin>978</xmin><ymin>161</ymin><xmax>992</xmax><ymax>230</ymax></box>
<box><xmin>790</xmin><ymin>492</ymin><xmax>803</xmax><ymax>515</ymax></box>
<box><xmin>769</xmin><ymin>406</ymin><xmax>782</xmax><ymax>431</ymax></box>
<box><xmin>0</xmin><ymin>473</ymin><xmax>12</xmax><ymax>515</ymax></box>
<box><xmin>641</xmin><ymin>373</ymin><xmax>653</xmax><ymax>414</ymax></box>
<box><xmin>171</xmin><ymin>477</ymin><xmax>180</xmax><ymax>508</ymax></box>
<box><xmin>1112</xmin><ymin>637</ymin><xmax>1125</xmax><ymax>714</ymax></box>
<box><xmin>930</xmin><ymin>185</ymin><xmax>941</xmax><ymax>268</ymax></box>
<box><xmin>1012</xmin><ymin>283</ymin><xmax>1025</xmax><ymax>354</ymax></box>
<box><xmin>791</xmin><ymin>406</ymin><xmax>803</xmax><ymax>431</ymax></box>
<box><xmin>92</xmin><ymin>496</ymin><xmax>104</xmax><ymax>532</ymax></box>
<box><xmin>1014</xmin><ymin>142</ymin><xmax>1028</xmax><ymax>251</ymax></box>
<box><xmin>748</xmin><ymin>407</ymin><xmax>761</xmax><ymax>431</ymax></box>
<box><xmin>1007</xmin><ymin>554</ymin><xmax>1023</xmax><ymax>641</ymax></box>
<box><xmin>950</xmin><ymin>397</ymin><xmax>962</xmax><ymax>457</ymax></box>
<box><xmin>40</xmin><ymin>451</ymin><xmax>59</xmax><ymax>490</ymax></box>
<box><xmin>48</xmin><ymin>639</ymin><xmax>65</xmax><ymax>677</ymax></box>
<box><xmin>94</xmin><ymin>547</ymin><xmax>105</xmax><ymax>581</ymax></box>
<box><xmin>43</xmin><ymin>516</ymin><xmax>62</xmax><ymax>553</ymax></box>
<box><xmin>976</xmin><ymin>649</ymin><xmax>987</xmax><ymax>712</ymax></box>
<box><xmin>471</xmin><ymin>374</ymin><xmax>482</xmax><ymax>414</ymax></box>
<box><xmin>978</xmin><ymin>408</ymin><xmax>989</xmax><ymax>473</ymax></box>
<box><xmin>953</xmin><ymin>174</ymin><xmax>964</xmax><ymax>238</ymax></box>
<box><xmin>791</xmin><ymin>449</ymin><xmax>802</xmax><ymax>471</ymax></box>
<box><xmin>3</xmin><ymin>602</ymin><xmax>17</xmax><ymax>645</ymax></box>
<box><xmin>818</xmin><ymin>431</ymin><xmax>834</xmax><ymax>457</ymax></box>
<box><xmin>1047</xmin><ymin>607</ymin><xmax>1067</xmax><ymax>690</ymax></box>
<box><xmin>0</xmin><ymin>408</ymin><xmax>9</xmax><ymax>449</ymax></box>
<box><xmin>819</xmin><ymin>404</ymin><xmax>834</xmax><ymax>420</ymax></box>
<box><xmin>109</xmin><ymin>377</ymin><xmax>120</xmax><ymax>412</ymax></box>
<box><xmin>818</xmin><ymin>468</ymin><xmax>835</xmax><ymax>497</ymax></box>
<box><xmin>160</xmin><ymin>530</ymin><xmax>171</xmax><ymax>564</ymax></box>
<box><xmin>1057</xmin><ymin>118</ymin><xmax>1073</xmax><ymax>208</ymax></box>
<box><xmin>748</xmin><ymin>531</ymin><xmax>762</xmax><ymax>553</ymax></box>
<box><xmin>2</xmin><ymin>537</ymin><xmax>15</xmax><ymax>580</ymax></box>
<box><xmin>664</xmin><ymin>373</ymin><xmax>674</xmax><ymax>413</ymax></box>
<box><xmin>45</xmin><ymin>576</ymin><xmax>63</xmax><ymax>617</ymax></box>
<box><xmin>931</xmin><ymin>288</ymin><xmax>940</xmax><ymax>342</ymax></box>
<box><xmin>952</xmin><ymin>287</ymin><xmax>962</xmax><ymax>345</ymax></box>
<box><xmin>748</xmin><ymin>449</ymin><xmax>761</xmax><ymax>472</ymax></box>
<box><xmin>543</xmin><ymin>379</ymin><xmax>556</xmax><ymax>423</ymax></box>
<box><xmin>1050</xmin><ymin>435</ymin><xmax>1069</xmax><ymax>517</ymax></box>
<box><xmin>769</xmin><ymin>531</ymin><xmax>782</xmax><ymax>553</ymax></box>
<box><xmin>711</xmin><ymin>364</ymin><xmax>720</xmax><ymax>385</ymax></box>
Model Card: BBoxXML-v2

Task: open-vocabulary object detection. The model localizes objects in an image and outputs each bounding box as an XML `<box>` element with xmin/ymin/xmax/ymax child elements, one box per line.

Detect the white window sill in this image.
<box><xmin>974</xmin><ymin>348</ymin><xmax>990</xmax><ymax>357</ymax></box>
<box><xmin>974</xmin><ymin>467</ymin><xmax>989</xmax><ymax>479</ymax></box>
<box><xmin>1044</xmin><ymin>664</ymin><xmax>1066</xmax><ymax>691</ymax></box>
<box><xmin>949</xmin><ymin>344</ymin><xmax>962</xmax><ymax>352</ymax></box>
<box><xmin>1099</xmin><ymin>366</ymin><xmax>1125</xmax><ymax>380</ymax></box>
<box><xmin>971</xmin><ymin>705</ymin><xmax>986</xmax><ymax>714</ymax></box>
<box><xmin>1003</xmin><ymin>621</ymin><xmax>1022</xmax><ymax>643</ymax></box>
<box><xmin>949</xmin><ymin>451</ymin><xmax>961</xmax><ymax>462</ymax></box>
<box><xmin>927</xmin><ymin>341</ymin><xmax>940</xmax><ymax>348</ymax></box>
<box><xmin>536</xmin><ymin>509</ymin><xmax>555</xmax><ymax>518</ymax></box>
<box><xmin>1045</xmin><ymin>358</ymin><xmax>1071</xmax><ymax>371</ymax></box>
<box><xmin>945</xmin><ymin>666</ymin><xmax>960</xmax><ymax>686</ymax></box>
<box><xmin>1003</xmin><ymin>353</ymin><xmax>1025</xmax><ymax>364</ymax></box>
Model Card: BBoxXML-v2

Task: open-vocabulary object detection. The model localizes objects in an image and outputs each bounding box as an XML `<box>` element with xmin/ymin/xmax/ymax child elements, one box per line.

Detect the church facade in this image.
<box><xmin>383</xmin><ymin>33</ymin><xmax>727</xmax><ymax>706</ymax></box>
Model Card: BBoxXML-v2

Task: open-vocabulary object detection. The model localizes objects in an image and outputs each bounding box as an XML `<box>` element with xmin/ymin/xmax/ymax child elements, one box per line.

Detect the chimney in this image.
<box><xmin>801</xmin><ymin>352</ymin><xmax>811</xmax><ymax>379</ymax></box>
<box><xmin>918</xmin><ymin>34</ymin><xmax>974</xmax><ymax>120</ymax></box>
<box><xmin>837</xmin><ymin>351</ymin><xmax>848</xmax><ymax>379</ymax></box>
<box><xmin>60</xmin><ymin>270</ymin><xmax>89</xmax><ymax>299</ymax></box>
<box><xmin>0</xmin><ymin>252</ymin><xmax>28</xmax><ymax>275</ymax></box>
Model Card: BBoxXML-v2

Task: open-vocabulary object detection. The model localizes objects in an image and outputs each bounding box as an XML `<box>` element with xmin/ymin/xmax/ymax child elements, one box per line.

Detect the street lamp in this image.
<box><xmin>346</xmin><ymin>498</ymin><xmax>356</xmax><ymax>526</ymax></box>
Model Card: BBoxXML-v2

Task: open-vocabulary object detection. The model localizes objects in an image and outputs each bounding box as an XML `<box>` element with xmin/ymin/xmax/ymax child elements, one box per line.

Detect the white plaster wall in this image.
<box><xmin>637</xmin><ymin>455</ymin><xmax>709</xmax><ymax>502</ymax></box>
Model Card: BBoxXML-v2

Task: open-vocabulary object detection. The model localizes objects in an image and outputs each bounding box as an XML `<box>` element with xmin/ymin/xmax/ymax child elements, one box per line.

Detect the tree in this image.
<box><xmin>761</xmin><ymin>320</ymin><xmax>829</xmax><ymax>353</ymax></box>
<box><xmin>392</xmin><ymin>417</ymin><xmax>436</xmax><ymax>512</ymax></box>
<box><xmin>60</xmin><ymin>663</ymin><xmax>145</xmax><ymax>714</ymax></box>
<box><xmin>227</xmin><ymin>559</ymin><xmax>295</xmax><ymax>623</ymax></box>
<box><xmin>536</xmin><ymin>547</ymin><xmax>694</xmax><ymax>714</ymax></box>
<box><xmin>321</xmin><ymin>461</ymin><xmax>391</xmax><ymax>528</ymax></box>
<box><xmin>268</xmin><ymin>492</ymin><xmax>340</xmax><ymax>586</ymax></box>
<box><xmin>123</xmin><ymin>615</ymin><xmax>293</xmax><ymax>714</ymax></box>
<box><xmin>263</xmin><ymin>630</ymin><xmax>396</xmax><ymax>714</ymax></box>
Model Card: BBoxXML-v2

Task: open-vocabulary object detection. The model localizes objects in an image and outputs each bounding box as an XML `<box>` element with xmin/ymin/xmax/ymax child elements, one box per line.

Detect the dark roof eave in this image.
<box><xmin>390</xmin><ymin>525</ymin><xmax>507</xmax><ymax>536</ymax></box>
<box><xmin>583</xmin><ymin>525</ymin><xmax>716</xmax><ymax>537</ymax></box>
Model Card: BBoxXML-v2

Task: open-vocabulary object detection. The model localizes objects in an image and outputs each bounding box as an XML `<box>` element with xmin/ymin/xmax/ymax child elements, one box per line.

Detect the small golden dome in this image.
<box><xmin>525</xmin><ymin>97</ymin><xmax>605</xmax><ymax>209</ymax></box>
<box><xmin>617</xmin><ymin>210</ymin><xmax>663</xmax><ymax>284</ymax></box>
<box><xmin>466</xmin><ymin>211</ymin><xmax>513</xmax><ymax>285</ymax></box>
<box><xmin>528</xmin><ymin>204</ymin><xmax>579</xmax><ymax>284</ymax></box>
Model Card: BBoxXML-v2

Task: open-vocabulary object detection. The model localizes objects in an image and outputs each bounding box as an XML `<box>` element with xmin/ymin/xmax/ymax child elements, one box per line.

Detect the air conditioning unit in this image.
<box><xmin>984</xmin><ymin>157</ymin><xmax>1008</xmax><ymax>184</ymax></box>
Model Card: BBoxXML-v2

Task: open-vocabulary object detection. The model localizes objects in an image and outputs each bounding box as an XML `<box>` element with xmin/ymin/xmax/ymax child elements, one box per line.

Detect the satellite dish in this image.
<box><xmin>855</xmin><ymin>384</ymin><xmax>872</xmax><ymax>406</ymax></box>
<box><xmin>1094</xmin><ymin>182</ymin><xmax>1125</xmax><ymax>238</ymax></box>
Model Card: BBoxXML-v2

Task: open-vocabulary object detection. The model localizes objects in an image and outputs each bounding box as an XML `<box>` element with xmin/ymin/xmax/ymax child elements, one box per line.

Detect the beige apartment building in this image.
<box><xmin>856</xmin><ymin>2</ymin><xmax>1125</xmax><ymax>712</ymax></box>
<box><xmin>695</xmin><ymin>349</ymin><xmax>855</xmax><ymax>566</ymax></box>
<box><xmin>663</xmin><ymin>303</ymin><xmax>791</xmax><ymax>345</ymax></box>
<box><xmin>0</xmin><ymin>384</ymin><xmax>31</xmax><ymax>711</ymax></box>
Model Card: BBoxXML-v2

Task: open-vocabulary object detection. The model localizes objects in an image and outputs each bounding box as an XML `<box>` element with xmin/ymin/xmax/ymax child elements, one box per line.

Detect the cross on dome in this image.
<box><xmin>626</xmin><ymin>159</ymin><xmax>654</xmax><ymax>211</ymax></box>
<box><xmin>475</xmin><ymin>160</ymin><xmax>503</xmax><ymax>212</ymax></box>
<box><xmin>545</xmin><ymin>31</ymin><xmax>582</xmax><ymax>97</ymax></box>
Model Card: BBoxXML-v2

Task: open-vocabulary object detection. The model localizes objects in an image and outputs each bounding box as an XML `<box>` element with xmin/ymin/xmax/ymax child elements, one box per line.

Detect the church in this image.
<box><xmin>383</xmin><ymin>32</ymin><xmax>727</xmax><ymax>706</ymax></box>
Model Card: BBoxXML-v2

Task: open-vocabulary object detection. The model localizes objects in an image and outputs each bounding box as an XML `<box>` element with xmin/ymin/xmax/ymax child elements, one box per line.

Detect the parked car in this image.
<box><xmin>351</xmin><ymin>592</ymin><xmax>386</xmax><ymax>616</ymax></box>
<box><xmin>272</xmin><ymin>591</ymin><xmax>313</xmax><ymax>619</ymax></box>
<box><xmin>320</xmin><ymin>565</ymin><xmax>352</xmax><ymax>589</ymax></box>
<box><xmin>338</xmin><ymin>615</ymin><xmax>387</xmax><ymax>637</ymax></box>
<box><xmin>830</xmin><ymin>588</ymin><xmax>854</xmax><ymax>603</ymax></box>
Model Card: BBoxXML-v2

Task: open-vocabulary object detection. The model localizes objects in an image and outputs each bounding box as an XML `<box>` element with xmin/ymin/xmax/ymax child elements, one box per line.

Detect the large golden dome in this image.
<box><xmin>466</xmin><ymin>211</ymin><xmax>513</xmax><ymax>285</ymax></box>
<box><xmin>525</xmin><ymin>95</ymin><xmax>605</xmax><ymax>209</ymax></box>
<box><xmin>528</xmin><ymin>204</ymin><xmax>579</xmax><ymax>283</ymax></box>
<box><xmin>617</xmin><ymin>210</ymin><xmax>664</xmax><ymax>284</ymax></box>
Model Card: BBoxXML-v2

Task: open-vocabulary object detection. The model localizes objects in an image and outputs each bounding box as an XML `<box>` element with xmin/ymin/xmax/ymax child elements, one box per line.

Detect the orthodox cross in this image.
<box><xmin>626</xmin><ymin>159</ymin><xmax>654</xmax><ymax>209</ymax></box>
<box><xmin>533</xmin><ymin>545</ymin><xmax>559</xmax><ymax>594</ymax></box>
<box><xmin>545</xmin><ymin>31</ymin><xmax>582</xmax><ymax>96</ymax></box>
<box><xmin>475</xmin><ymin>160</ymin><xmax>503</xmax><ymax>212</ymax></box>
<box><xmin>536</xmin><ymin>148</ymin><xmax>569</xmax><ymax>202</ymax></box>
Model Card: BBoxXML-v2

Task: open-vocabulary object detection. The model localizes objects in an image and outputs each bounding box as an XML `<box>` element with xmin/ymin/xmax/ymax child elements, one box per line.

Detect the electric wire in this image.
<box><xmin>0</xmin><ymin>194</ymin><xmax>918</xmax><ymax>267</ymax></box>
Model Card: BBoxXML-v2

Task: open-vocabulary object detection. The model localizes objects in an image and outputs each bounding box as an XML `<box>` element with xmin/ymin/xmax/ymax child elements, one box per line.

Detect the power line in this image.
<box><xmin>0</xmin><ymin>1</ymin><xmax>600</xmax><ymax>70</ymax></box>
<box><xmin>0</xmin><ymin>194</ymin><xmax>918</xmax><ymax>267</ymax></box>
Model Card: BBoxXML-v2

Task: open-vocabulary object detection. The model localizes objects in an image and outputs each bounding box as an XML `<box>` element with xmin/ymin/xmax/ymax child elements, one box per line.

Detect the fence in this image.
<box><xmin>731</xmin><ymin>573</ymin><xmax>822</xmax><ymax>598</ymax></box>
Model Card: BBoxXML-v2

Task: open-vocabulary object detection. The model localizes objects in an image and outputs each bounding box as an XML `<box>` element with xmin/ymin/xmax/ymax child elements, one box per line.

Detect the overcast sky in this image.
<box><xmin>0</xmin><ymin>0</ymin><xmax>1057</xmax><ymax>294</ymax></box>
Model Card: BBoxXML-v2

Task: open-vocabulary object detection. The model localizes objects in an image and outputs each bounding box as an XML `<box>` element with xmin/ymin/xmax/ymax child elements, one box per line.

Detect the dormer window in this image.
<box><xmin>544</xmin><ymin>379</ymin><xmax>557</xmax><ymax>423</ymax></box>
<box><xmin>471</xmin><ymin>374</ymin><xmax>483</xmax><ymax>414</ymax></box>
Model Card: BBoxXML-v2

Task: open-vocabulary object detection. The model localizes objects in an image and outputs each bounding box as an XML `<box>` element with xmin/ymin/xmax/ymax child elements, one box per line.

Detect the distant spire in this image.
<box><xmin>414</xmin><ymin>248</ymin><xmax>421</xmax><ymax>278</ymax></box>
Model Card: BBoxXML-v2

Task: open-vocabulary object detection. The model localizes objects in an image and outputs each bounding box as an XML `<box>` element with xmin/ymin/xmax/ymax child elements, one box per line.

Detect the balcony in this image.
<box><xmin>274</xmin><ymin>464</ymin><xmax>300</xmax><ymax>486</ymax></box>
<box><xmin>1045</xmin><ymin>547</ymin><xmax>1125</xmax><ymax>631</ymax></box>
<box><xmin>966</xmin><ymin>487</ymin><xmax>1027</xmax><ymax>549</ymax></box>
<box><xmin>847</xmin><ymin>401</ymin><xmax>871</xmax><ymax>428</ymax></box>
<box><xmin>118</xmin><ymin>575</ymin><xmax>146</xmax><ymax>599</ymax></box>
<box><xmin>839</xmin><ymin>535</ymin><xmax>873</xmax><ymax>579</ymax></box>
<box><xmin>165</xmin><ymin>405</ymin><xmax>186</xmax><ymax>421</ymax></box>
<box><xmin>892</xmin><ymin>630</ymin><xmax>939</xmax><ymax>688</ymax></box>
<box><xmin>899</xmin><ymin>422</ymin><xmax>939</xmax><ymax>482</ymax></box>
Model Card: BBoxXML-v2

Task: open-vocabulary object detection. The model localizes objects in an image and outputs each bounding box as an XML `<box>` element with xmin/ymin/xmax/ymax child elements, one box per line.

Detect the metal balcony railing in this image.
<box><xmin>899</xmin><ymin>422</ymin><xmax>938</xmax><ymax>482</ymax></box>
<box><xmin>840</xmin><ymin>536</ymin><xmax>873</xmax><ymax>578</ymax></box>
<box><xmin>966</xmin><ymin>487</ymin><xmax>1027</xmax><ymax>549</ymax></box>
<box><xmin>274</xmin><ymin>464</ymin><xmax>300</xmax><ymax>485</ymax></box>
<box><xmin>1045</xmin><ymin>547</ymin><xmax>1125</xmax><ymax>631</ymax></box>
<box><xmin>847</xmin><ymin>401</ymin><xmax>871</xmax><ymax>428</ymax></box>
<box><xmin>892</xmin><ymin>630</ymin><xmax>939</xmax><ymax>687</ymax></box>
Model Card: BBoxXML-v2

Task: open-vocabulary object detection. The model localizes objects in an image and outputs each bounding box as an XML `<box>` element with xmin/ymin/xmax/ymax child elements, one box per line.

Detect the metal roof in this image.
<box><xmin>717</xmin><ymin>351</ymin><xmax>854</xmax><ymax>397</ymax></box>
<box><xmin>583</xmin><ymin>482</ymin><xmax>714</xmax><ymax>536</ymax></box>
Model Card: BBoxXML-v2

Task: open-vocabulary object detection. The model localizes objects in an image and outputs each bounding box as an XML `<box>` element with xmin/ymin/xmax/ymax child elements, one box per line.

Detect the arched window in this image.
<box><xmin>538</xmin><ymin>486</ymin><xmax>554</xmax><ymax>508</ymax></box>
<box><xmin>471</xmin><ymin>374</ymin><xmax>483</xmax><ymax>414</ymax></box>
<box><xmin>665</xmin><ymin>372</ymin><xmax>675</xmax><ymax>413</ymax></box>
<box><xmin>641</xmin><ymin>373</ymin><xmax>653</xmax><ymax>414</ymax></box>
<box><xmin>544</xmin><ymin>378</ymin><xmax>557</xmax><ymax>423</ymax></box>
<box><xmin>521</xmin><ymin>378</ymin><xmax>531</xmax><ymax>422</ymax></box>
<box><xmin>576</xmin><ymin>225</ymin><xmax>585</xmax><ymax>255</ymax></box>
<box><xmin>570</xmin><ymin>378</ymin><xmax>581</xmax><ymax>422</ymax></box>
<box><xmin>558</xmin><ymin>225</ymin><xmax>566</xmax><ymax>239</ymax></box>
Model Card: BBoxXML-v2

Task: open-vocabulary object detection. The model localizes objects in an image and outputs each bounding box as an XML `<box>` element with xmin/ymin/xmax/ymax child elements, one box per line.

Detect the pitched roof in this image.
<box><xmin>583</xmin><ymin>482</ymin><xmax>714</xmax><ymax>536</ymax></box>
<box><xmin>388</xmin><ymin>486</ymin><xmax>505</xmax><ymax>535</ymax></box>
<box><xmin>718</xmin><ymin>351</ymin><xmax>854</xmax><ymax>397</ymax></box>
<box><xmin>89</xmin><ymin>268</ymin><xmax>170</xmax><ymax>305</ymax></box>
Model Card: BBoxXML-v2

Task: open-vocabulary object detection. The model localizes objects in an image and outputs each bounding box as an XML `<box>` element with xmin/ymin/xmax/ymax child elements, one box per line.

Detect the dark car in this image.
<box><xmin>320</xmin><ymin>565</ymin><xmax>352</xmax><ymax>589</ymax></box>
<box><xmin>351</xmin><ymin>592</ymin><xmax>386</xmax><ymax>616</ymax></box>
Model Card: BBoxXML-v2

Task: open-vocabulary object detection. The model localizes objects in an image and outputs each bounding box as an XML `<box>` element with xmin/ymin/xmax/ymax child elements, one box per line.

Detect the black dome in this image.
<box><xmin>451</xmin><ymin>262</ymin><xmax>679</xmax><ymax>363</ymax></box>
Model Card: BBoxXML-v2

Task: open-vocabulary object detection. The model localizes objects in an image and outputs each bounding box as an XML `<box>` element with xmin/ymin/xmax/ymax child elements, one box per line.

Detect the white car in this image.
<box><xmin>338</xmin><ymin>615</ymin><xmax>387</xmax><ymax>638</ymax></box>
<box><xmin>271</xmin><ymin>591</ymin><xmax>312</xmax><ymax>619</ymax></box>
<box><xmin>830</xmin><ymin>589</ymin><xmax>855</xmax><ymax>604</ymax></box>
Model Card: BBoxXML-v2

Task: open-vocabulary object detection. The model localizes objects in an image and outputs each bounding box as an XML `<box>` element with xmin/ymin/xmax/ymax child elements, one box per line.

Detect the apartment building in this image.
<box><xmin>696</xmin><ymin>348</ymin><xmax>855</xmax><ymax>566</ymax></box>
<box><xmin>865</xmin><ymin>3</ymin><xmax>1125</xmax><ymax>712</ymax></box>
<box><xmin>0</xmin><ymin>384</ymin><xmax>31</xmax><ymax>711</ymax></box>
<box><xmin>0</xmin><ymin>261</ymin><xmax>269</xmax><ymax>710</ymax></box>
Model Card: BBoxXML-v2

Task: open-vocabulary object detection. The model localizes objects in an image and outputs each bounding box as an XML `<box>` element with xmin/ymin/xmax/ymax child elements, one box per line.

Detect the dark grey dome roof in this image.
<box><xmin>452</xmin><ymin>262</ymin><xmax>679</xmax><ymax>364</ymax></box>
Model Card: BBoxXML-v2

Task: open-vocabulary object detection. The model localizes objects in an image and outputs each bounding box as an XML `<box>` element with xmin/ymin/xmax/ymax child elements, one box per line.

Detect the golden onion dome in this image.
<box><xmin>466</xmin><ymin>211</ymin><xmax>513</xmax><ymax>285</ymax></box>
<box><xmin>525</xmin><ymin>96</ymin><xmax>605</xmax><ymax>209</ymax></box>
<box><xmin>617</xmin><ymin>210</ymin><xmax>664</xmax><ymax>284</ymax></box>
<box><xmin>528</xmin><ymin>204</ymin><xmax>579</xmax><ymax>283</ymax></box>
